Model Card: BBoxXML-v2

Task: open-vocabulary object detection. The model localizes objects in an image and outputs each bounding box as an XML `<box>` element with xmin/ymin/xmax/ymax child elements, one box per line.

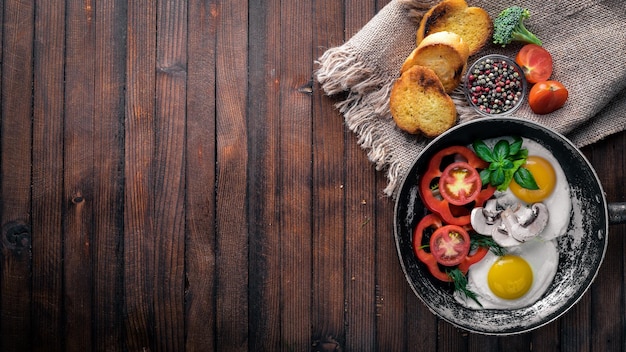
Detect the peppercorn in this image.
<box><xmin>465</xmin><ymin>56</ymin><xmax>526</xmax><ymax>115</ymax></box>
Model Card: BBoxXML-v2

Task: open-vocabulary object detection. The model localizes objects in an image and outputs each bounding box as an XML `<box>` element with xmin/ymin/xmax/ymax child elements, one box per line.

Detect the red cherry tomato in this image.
<box><xmin>419</xmin><ymin>146</ymin><xmax>495</xmax><ymax>226</ymax></box>
<box><xmin>528</xmin><ymin>80</ymin><xmax>569</xmax><ymax>115</ymax></box>
<box><xmin>515</xmin><ymin>44</ymin><xmax>553</xmax><ymax>84</ymax></box>
<box><xmin>439</xmin><ymin>162</ymin><xmax>482</xmax><ymax>206</ymax></box>
<box><xmin>429</xmin><ymin>224</ymin><xmax>471</xmax><ymax>266</ymax></box>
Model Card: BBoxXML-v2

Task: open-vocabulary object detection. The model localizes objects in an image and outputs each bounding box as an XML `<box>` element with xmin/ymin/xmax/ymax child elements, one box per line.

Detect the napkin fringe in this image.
<box><xmin>317</xmin><ymin>44</ymin><xmax>401</xmax><ymax>196</ymax></box>
<box><xmin>316</xmin><ymin>0</ymin><xmax>481</xmax><ymax>197</ymax></box>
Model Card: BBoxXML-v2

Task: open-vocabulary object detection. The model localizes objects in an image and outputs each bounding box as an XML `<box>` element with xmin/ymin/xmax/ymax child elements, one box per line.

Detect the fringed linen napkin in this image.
<box><xmin>316</xmin><ymin>0</ymin><xmax>626</xmax><ymax>197</ymax></box>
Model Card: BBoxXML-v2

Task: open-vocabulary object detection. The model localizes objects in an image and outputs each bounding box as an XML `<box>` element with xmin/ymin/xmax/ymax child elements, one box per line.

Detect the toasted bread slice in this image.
<box><xmin>390</xmin><ymin>65</ymin><xmax>457</xmax><ymax>137</ymax></box>
<box><xmin>401</xmin><ymin>31</ymin><xmax>469</xmax><ymax>92</ymax></box>
<box><xmin>416</xmin><ymin>0</ymin><xmax>492</xmax><ymax>55</ymax></box>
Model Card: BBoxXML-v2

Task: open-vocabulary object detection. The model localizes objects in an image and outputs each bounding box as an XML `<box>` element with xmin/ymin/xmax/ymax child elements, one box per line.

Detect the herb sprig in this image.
<box><xmin>471</xmin><ymin>234</ymin><xmax>507</xmax><ymax>257</ymax></box>
<box><xmin>448</xmin><ymin>268</ymin><xmax>482</xmax><ymax>307</ymax></box>
<box><xmin>472</xmin><ymin>137</ymin><xmax>539</xmax><ymax>191</ymax></box>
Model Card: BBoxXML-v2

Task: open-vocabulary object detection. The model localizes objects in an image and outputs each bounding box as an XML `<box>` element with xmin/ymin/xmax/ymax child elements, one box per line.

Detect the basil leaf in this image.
<box><xmin>500</xmin><ymin>158</ymin><xmax>528</xmax><ymax>191</ymax></box>
<box><xmin>479</xmin><ymin>169</ymin><xmax>491</xmax><ymax>186</ymax></box>
<box><xmin>501</xmin><ymin>159</ymin><xmax>514</xmax><ymax>170</ymax></box>
<box><xmin>473</xmin><ymin>140</ymin><xmax>494</xmax><ymax>162</ymax></box>
<box><xmin>491</xmin><ymin>167</ymin><xmax>505</xmax><ymax>187</ymax></box>
<box><xmin>513</xmin><ymin>167</ymin><xmax>539</xmax><ymax>190</ymax></box>
<box><xmin>509</xmin><ymin>137</ymin><xmax>523</xmax><ymax>156</ymax></box>
<box><xmin>493</xmin><ymin>140</ymin><xmax>510</xmax><ymax>161</ymax></box>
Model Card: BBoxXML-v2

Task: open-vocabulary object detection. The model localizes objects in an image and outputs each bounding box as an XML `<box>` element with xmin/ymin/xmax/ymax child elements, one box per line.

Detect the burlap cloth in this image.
<box><xmin>316</xmin><ymin>0</ymin><xmax>626</xmax><ymax>198</ymax></box>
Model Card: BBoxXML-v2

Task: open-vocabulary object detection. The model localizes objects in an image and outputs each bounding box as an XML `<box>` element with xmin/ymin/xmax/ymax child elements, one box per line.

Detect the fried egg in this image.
<box><xmin>508</xmin><ymin>138</ymin><xmax>572</xmax><ymax>241</ymax></box>
<box><xmin>455</xmin><ymin>238</ymin><xmax>559</xmax><ymax>309</ymax></box>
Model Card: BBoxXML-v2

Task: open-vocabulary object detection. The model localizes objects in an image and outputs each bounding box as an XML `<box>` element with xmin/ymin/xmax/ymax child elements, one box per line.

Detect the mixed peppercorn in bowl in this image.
<box><xmin>464</xmin><ymin>54</ymin><xmax>527</xmax><ymax>116</ymax></box>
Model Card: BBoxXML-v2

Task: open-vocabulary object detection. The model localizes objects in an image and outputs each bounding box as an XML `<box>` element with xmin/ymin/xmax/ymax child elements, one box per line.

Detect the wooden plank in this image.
<box><xmin>342</xmin><ymin>2</ymin><xmax>377</xmax><ymax>350</ymax></box>
<box><xmin>312</xmin><ymin>0</ymin><xmax>346</xmax><ymax>346</ymax></box>
<box><xmin>63</xmin><ymin>0</ymin><xmax>97</xmax><ymax>349</ymax></box>
<box><xmin>0</xmin><ymin>0</ymin><xmax>34</xmax><ymax>350</ymax></box>
<box><xmin>247</xmin><ymin>0</ymin><xmax>282</xmax><ymax>349</ymax></box>
<box><xmin>124</xmin><ymin>1</ymin><xmax>157</xmax><ymax>349</ymax></box>
<box><xmin>560</xmin><ymin>284</ymin><xmax>591</xmax><ymax>351</ymax></box>
<box><xmin>214</xmin><ymin>0</ymin><xmax>249</xmax><ymax>350</ymax></box>
<box><xmin>185</xmin><ymin>0</ymin><xmax>218</xmax><ymax>350</ymax></box>
<box><xmin>152</xmin><ymin>0</ymin><xmax>188</xmax><ymax>349</ymax></box>
<box><xmin>585</xmin><ymin>135</ymin><xmax>626</xmax><ymax>352</ymax></box>
<box><xmin>92</xmin><ymin>0</ymin><xmax>126</xmax><ymax>350</ymax></box>
<box><xmin>277</xmin><ymin>0</ymin><xmax>315</xmax><ymax>349</ymax></box>
<box><xmin>31</xmin><ymin>0</ymin><xmax>65</xmax><ymax>350</ymax></box>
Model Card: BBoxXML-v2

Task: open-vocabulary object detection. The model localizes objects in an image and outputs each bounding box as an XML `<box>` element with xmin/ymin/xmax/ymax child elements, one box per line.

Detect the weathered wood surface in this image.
<box><xmin>0</xmin><ymin>0</ymin><xmax>624</xmax><ymax>351</ymax></box>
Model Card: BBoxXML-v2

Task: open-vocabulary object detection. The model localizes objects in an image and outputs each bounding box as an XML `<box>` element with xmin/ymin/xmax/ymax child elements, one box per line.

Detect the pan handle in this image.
<box><xmin>608</xmin><ymin>202</ymin><xmax>626</xmax><ymax>225</ymax></box>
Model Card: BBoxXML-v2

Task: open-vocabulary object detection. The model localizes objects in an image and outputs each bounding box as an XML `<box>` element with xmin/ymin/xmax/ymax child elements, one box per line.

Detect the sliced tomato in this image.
<box><xmin>413</xmin><ymin>214</ymin><xmax>451</xmax><ymax>282</ymax></box>
<box><xmin>439</xmin><ymin>162</ymin><xmax>482</xmax><ymax>206</ymax></box>
<box><xmin>413</xmin><ymin>214</ymin><xmax>489</xmax><ymax>282</ymax></box>
<box><xmin>429</xmin><ymin>225</ymin><xmax>470</xmax><ymax>266</ymax></box>
<box><xmin>420</xmin><ymin>146</ymin><xmax>496</xmax><ymax>225</ymax></box>
<box><xmin>528</xmin><ymin>80</ymin><xmax>569</xmax><ymax>115</ymax></box>
<box><xmin>515</xmin><ymin>44</ymin><xmax>553</xmax><ymax>84</ymax></box>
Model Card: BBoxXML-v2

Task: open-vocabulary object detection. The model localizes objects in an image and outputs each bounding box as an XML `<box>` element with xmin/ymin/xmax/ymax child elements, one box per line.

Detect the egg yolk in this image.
<box><xmin>487</xmin><ymin>255</ymin><xmax>533</xmax><ymax>300</ymax></box>
<box><xmin>510</xmin><ymin>155</ymin><xmax>556</xmax><ymax>203</ymax></box>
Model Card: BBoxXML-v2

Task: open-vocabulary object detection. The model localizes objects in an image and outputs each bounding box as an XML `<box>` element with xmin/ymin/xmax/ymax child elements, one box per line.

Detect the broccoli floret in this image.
<box><xmin>493</xmin><ymin>6</ymin><xmax>542</xmax><ymax>47</ymax></box>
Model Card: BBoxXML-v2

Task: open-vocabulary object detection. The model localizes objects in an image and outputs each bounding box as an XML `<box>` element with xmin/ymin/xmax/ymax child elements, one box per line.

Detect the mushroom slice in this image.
<box><xmin>491</xmin><ymin>208</ymin><xmax>525</xmax><ymax>247</ymax></box>
<box><xmin>504</xmin><ymin>203</ymin><xmax>549</xmax><ymax>243</ymax></box>
<box><xmin>470</xmin><ymin>199</ymin><xmax>501</xmax><ymax>235</ymax></box>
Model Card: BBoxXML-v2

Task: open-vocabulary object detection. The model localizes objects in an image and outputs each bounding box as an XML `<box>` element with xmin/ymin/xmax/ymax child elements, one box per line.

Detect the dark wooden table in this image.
<box><xmin>1</xmin><ymin>0</ymin><xmax>624</xmax><ymax>351</ymax></box>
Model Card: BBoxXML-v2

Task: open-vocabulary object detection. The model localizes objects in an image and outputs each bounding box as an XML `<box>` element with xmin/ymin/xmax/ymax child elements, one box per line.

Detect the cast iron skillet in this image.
<box><xmin>394</xmin><ymin>117</ymin><xmax>626</xmax><ymax>335</ymax></box>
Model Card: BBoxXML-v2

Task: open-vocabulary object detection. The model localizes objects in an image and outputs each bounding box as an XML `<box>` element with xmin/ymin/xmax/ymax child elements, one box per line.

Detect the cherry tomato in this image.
<box><xmin>419</xmin><ymin>146</ymin><xmax>495</xmax><ymax>226</ymax></box>
<box><xmin>528</xmin><ymin>80</ymin><xmax>569</xmax><ymax>115</ymax></box>
<box><xmin>439</xmin><ymin>162</ymin><xmax>482</xmax><ymax>206</ymax></box>
<box><xmin>412</xmin><ymin>214</ymin><xmax>489</xmax><ymax>282</ymax></box>
<box><xmin>429</xmin><ymin>225</ymin><xmax>471</xmax><ymax>266</ymax></box>
<box><xmin>515</xmin><ymin>44</ymin><xmax>553</xmax><ymax>84</ymax></box>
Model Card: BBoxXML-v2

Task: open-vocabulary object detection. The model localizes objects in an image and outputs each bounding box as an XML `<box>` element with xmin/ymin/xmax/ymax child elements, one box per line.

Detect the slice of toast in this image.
<box><xmin>416</xmin><ymin>0</ymin><xmax>492</xmax><ymax>55</ymax></box>
<box><xmin>401</xmin><ymin>31</ymin><xmax>469</xmax><ymax>93</ymax></box>
<box><xmin>390</xmin><ymin>65</ymin><xmax>457</xmax><ymax>137</ymax></box>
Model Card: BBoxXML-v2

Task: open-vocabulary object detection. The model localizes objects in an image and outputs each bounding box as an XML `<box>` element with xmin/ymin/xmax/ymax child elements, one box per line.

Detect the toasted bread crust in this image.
<box><xmin>416</xmin><ymin>0</ymin><xmax>492</xmax><ymax>55</ymax></box>
<box><xmin>390</xmin><ymin>66</ymin><xmax>457</xmax><ymax>137</ymax></box>
<box><xmin>401</xmin><ymin>31</ymin><xmax>469</xmax><ymax>92</ymax></box>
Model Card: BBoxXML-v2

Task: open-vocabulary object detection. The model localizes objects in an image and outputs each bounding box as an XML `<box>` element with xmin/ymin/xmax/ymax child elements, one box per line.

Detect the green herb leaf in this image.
<box><xmin>479</xmin><ymin>169</ymin><xmax>491</xmax><ymax>186</ymax></box>
<box><xmin>499</xmin><ymin>157</ymin><xmax>528</xmax><ymax>191</ymax></box>
<box><xmin>493</xmin><ymin>140</ymin><xmax>510</xmax><ymax>161</ymax></box>
<box><xmin>491</xmin><ymin>167</ymin><xmax>505</xmax><ymax>187</ymax></box>
<box><xmin>471</xmin><ymin>234</ymin><xmax>507</xmax><ymax>257</ymax></box>
<box><xmin>513</xmin><ymin>167</ymin><xmax>539</xmax><ymax>190</ymax></box>
<box><xmin>473</xmin><ymin>137</ymin><xmax>531</xmax><ymax>191</ymax></box>
<box><xmin>472</xmin><ymin>140</ymin><xmax>494</xmax><ymax>162</ymax></box>
<box><xmin>448</xmin><ymin>268</ymin><xmax>482</xmax><ymax>307</ymax></box>
<box><xmin>501</xmin><ymin>159</ymin><xmax>514</xmax><ymax>170</ymax></box>
<box><xmin>509</xmin><ymin>136</ymin><xmax>523</xmax><ymax>156</ymax></box>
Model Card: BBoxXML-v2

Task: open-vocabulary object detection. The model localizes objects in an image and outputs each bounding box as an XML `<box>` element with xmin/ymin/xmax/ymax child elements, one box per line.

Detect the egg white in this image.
<box><xmin>455</xmin><ymin>238</ymin><xmax>559</xmax><ymax>309</ymax></box>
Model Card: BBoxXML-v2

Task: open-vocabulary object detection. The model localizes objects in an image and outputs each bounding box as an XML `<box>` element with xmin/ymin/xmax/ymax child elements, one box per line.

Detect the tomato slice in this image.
<box><xmin>528</xmin><ymin>80</ymin><xmax>569</xmax><ymax>115</ymax></box>
<box><xmin>515</xmin><ymin>44</ymin><xmax>553</xmax><ymax>84</ymax></box>
<box><xmin>429</xmin><ymin>225</ymin><xmax>470</xmax><ymax>266</ymax></box>
<box><xmin>413</xmin><ymin>214</ymin><xmax>489</xmax><ymax>282</ymax></box>
<box><xmin>413</xmin><ymin>214</ymin><xmax>452</xmax><ymax>282</ymax></box>
<box><xmin>439</xmin><ymin>162</ymin><xmax>482</xmax><ymax>206</ymax></box>
<box><xmin>420</xmin><ymin>146</ymin><xmax>496</xmax><ymax>225</ymax></box>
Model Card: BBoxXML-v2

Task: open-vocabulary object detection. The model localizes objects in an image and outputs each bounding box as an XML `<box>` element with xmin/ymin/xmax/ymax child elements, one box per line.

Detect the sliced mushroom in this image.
<box><xmin>482</xmin><ymin>199</ymin><xmax>500</xmax><ymax>223</ymax></box>
<box><xmin>498</xmin><ymin>203</ymin><xmax>549</xmax><ymax>243</ymax></box>
<box><xmin>470</xmin><ymin>199</ymin><xmax>502</xmax><ymax>235</ymax></box>
<box><xmin>492</xmin><ymin>208</ymin><xmax>526</xmax><ymax>247</ymax></box>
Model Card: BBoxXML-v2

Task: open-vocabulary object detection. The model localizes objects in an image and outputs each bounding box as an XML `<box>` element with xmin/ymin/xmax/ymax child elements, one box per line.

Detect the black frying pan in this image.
<box><xmin>394</xmin><ymin>117</ymin><xmax>626</xmax><ymax>335</ymax></box>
